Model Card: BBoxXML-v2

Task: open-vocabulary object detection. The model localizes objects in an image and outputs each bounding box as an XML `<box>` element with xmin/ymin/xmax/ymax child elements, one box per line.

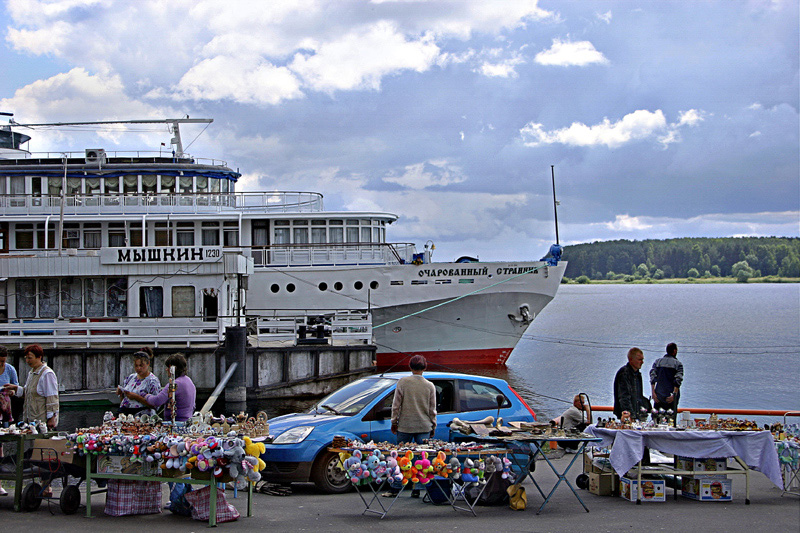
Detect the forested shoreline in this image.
<box><xmin>561</xmin><ymin>237</ymin><xmax>800</xmax><ymax>282</ymax></box>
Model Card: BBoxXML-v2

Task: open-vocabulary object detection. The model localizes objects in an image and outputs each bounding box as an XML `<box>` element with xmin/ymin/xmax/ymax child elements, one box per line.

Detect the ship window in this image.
<box><xmin>31</xmin><ymin>177</ymin><xmax>42</xmax><ymax>196</ymax></box>
<box><xmin>86</xmin><ymin>177</ymin><xmax>100</xmax><ymax>195</ymax></box>
<box><xmin>48</xmin><ymin>177</ymin><xmax>62</xmax><ymax>196</ymax></box>
<box><xmin>318</xmin><ymin>282</ymin><xmax>328</xmax><ymax>291</ymax></box>
<box><xmin>36</xmin><ymin>223</ymin><xmax>56</xmax><ymax>249</ymax></box>
<box><xmin>273</xmin><ymin>227</ymin><xmax>290</xmax><ymax>245</ymax></box>
<box><xmin>330</xmin><ymin>219</ymin><xmax>343</xmax><ymax>225</ymax></box>
<box><xmin>85</xmin><ymin>278</ymin><xmax>105</xmax><ymax>316</ymax></box>
<box><xmin>104</xmin><ymin>176</ymin><xmax>120</xmax><ymax>194</ymax></box>
<box><xmin>62</xmin><ymin>223</ymin><xmax>80</xmax><ymax>249</ymax></box>
<box><xmin>221</xmin><ymin>179</ymin><xmax>229</xmax><ymax>193</ymax></box>
<box><xmin>311</xmin><ymin>227</ymin><xmax>326</xmax><ymax>244</ymax></box>
<box><xmin>223</xmin><ymin>222</ymin><xmax>238</xmax><ymax>247</ymax></box>
<box><xmin>210</xmin><ymin>178</ymin><xmax>220</xmax><ymax>193</ymax></box>
<box><xmin>346</xmin><ymin>219</ymin><xmax>358</xmax><ymax>225</ymax></box>
<box><xmin>286</xmin><ymin>283</ymin><xmax>295</xmax><ymax>293</ymax></box>
<box><xmin>354</xmin><ymin>281</ymin><xmax>363</xmax><ymax>290</ymax></box>
<box><xmin>129</xmin><ymin>222</ymin><xmax>143</xmax><ymax>247</ymax></box>
<box><xmin>15</xmin><ymin>279</ymin><xmax>36</xmax><ymax>318</ymax></box>
<box><xmin>346</xmin><ymin>227</ymin><xmax>359</xmax><ymax>242</ymax></box>
<box><xmin>179</xmin><ymin>176</ymin><xmax>193</xmax><ymax>193</ymax></box>
<box><xmin>177</xmin><ymin>223</ymin><xmax>195</xmax><ymax>246</ymax></box>
<box><xmin>66</xmin><ymin>177</ymin><xmax>82</xmax><ymax>196</ymax></box>
<box><xmin>139</xmin><ymin>286</ymin><xmax>163</xmax><ymax>317</ymax></box>
<box><xmin>329</xmin><ymin>227</ymin><xmax>343</xmax><ymax>243</ymax></box>
<box><xmin>293</xmin><ymin>227</ymin><xmax>309</xmax><ymax>244</ymax></box>
<box><xmin>372</xmin><ymin>227</ymin><xmax>380</xmax><ymax>242</ymax></box>
<box><xmin>10</xmin><ymin>176</ymin><xmax>24</xmax><ymax>196</ymax></box>
<box><xmin>142</xmin><ymin>174</ymin><xmax>157</xmax><ymax>195</ymax></box>
<box><xmin>172</xmin><ymin>286</ymin><xmax>195</xmax><ymax>317</ymax></box>
<box><xmin>161</xmin><ymin>175</ymin><xmax>176</xmax><ymax>194</ymax></box>
<box><xmin>108</xmin><ymin>224</ymin><xmax>126</xmax><ymax>247</ymax></box>
<box><xmin>107</xmin><ymin>277</ymin><xmax>128</xmax><ymax>317</ymax></box>
<box><xmin>61</xmin><ymin>277</ymin><xmax>83</xmax><ymax>318</ymax></box>
<box><xmin>202</xmin><ymin>221</ymin><xmax>220</xmax><ymax>245</ymax></box>
<box><xmin>155</xmin><ymin>222</ymin><xmax>172</xmax><ymax>246</ymax></box>
<box><xmin>84</xmin><ymin>223</ymin><xmax>101</xmax><ymax>249</ymax></box>
<box><xmin>0</xmin><ymin>176</ymin><xmax>4</xmax><ymax>194</ymax></box>
<box><xmin>15</xmin><ymin>223</ymin><xmax>34</xmax><ymax>249</ymax></box>
<box><xmin>123</xmin><ymin>175</ymin><xmax>138</xmax><ymax>195</ymax></box>
<box><xmin>361</xmin><ymin>227</ymin><xmax>371</xmax><ymax>242</ymax></box>
<box><xmin>370</xmin><ymin>281</ymin><xmax>379</xmax><ymax>290</ymax></box>
<box><xmin>334</xmin><ymin>282</ymin><xmax>343</xmax><ymax>291</ymax></box>
<box><xmin>270</xmin><ymin>284</ymin><xmax>279</xmax><ymax>293</ymax></box>
<box><xmin>39</xmin><ymin>278</ymin><xmax>59</xmax><ymax>318</ymax></box>
<box><xmin>196</xmin><ymin>176</ymin><xmax>209</xmax><ymax>192</ymax></box>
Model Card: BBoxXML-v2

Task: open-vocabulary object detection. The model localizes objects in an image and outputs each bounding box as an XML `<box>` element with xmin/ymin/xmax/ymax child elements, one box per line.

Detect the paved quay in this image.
<box><xmin>1</xmin><ymin>454</ymin><xmax>797</xmax><ymax>532</ymax></box>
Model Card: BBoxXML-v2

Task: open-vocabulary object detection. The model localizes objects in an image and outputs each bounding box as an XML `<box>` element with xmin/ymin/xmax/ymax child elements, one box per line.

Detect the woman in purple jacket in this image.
<box><xmin>124</xmin><ymin>353</ymin><xmax>196</xmax><ymax>422</ymax></box>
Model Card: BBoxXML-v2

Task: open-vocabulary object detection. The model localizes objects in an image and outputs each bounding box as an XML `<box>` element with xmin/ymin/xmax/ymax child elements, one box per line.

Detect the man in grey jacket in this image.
<box><xmin>391</xmin><ymin>354</ymin><xmax>437</xmax><ymax>444</ymax></box>
<box><xmin>650</xmin><ymin>342</ymin><xmax>683</xmax><ymax>418</ymax></box>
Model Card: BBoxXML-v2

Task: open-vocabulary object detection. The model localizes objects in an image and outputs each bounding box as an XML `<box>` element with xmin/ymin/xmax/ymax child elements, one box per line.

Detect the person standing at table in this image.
<box><xmin>613</xmin><ymin>347</ymin><xmax>650</xmax><ymax>421</ymax></box>
<box><xmin>116</xmin><ymin>349</ymin><xmax>162</xmax><ymax>416</ymax></box>
<box><xmin>650</xmin><ymin>342</ymin><xmax>683</xmax><ymax>418</ymax></box>
<box><xmin>124</xmin><ymin>353</ymin><xmax>196</xmax><ymax>422</ymax></box>
<box><xmin>3</xmin><ymin>344</ymin><xmax>59</xmax><ymax>429</ymax></box>
<box><xmin>388</xmin><ymin>355</ymin><xmax>436</xmax><ymax>498</ymax></box>
<box><xmin>0</xmin><ymin>346</ymin><xmax>20</xmax><ymax>496</ymax></box>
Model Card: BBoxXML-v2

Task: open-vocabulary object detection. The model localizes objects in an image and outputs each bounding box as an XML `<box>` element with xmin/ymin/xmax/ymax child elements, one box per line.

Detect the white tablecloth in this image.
<box><xmin>585</xmin><ymin>425</ymin><xmax>783</xmax><ymax>488</ymax></box>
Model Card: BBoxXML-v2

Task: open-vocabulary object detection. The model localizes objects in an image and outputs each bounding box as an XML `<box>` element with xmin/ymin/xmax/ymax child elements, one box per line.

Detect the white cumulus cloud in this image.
<box><xmin>534</xmin><ymin>38</ymin><xmax>609</xmax><ymax>66</ymax></box>
<box><xmin>383</xmin><ymin>160</ymin><xmax>467</xmax><ymax>190</ymax></box>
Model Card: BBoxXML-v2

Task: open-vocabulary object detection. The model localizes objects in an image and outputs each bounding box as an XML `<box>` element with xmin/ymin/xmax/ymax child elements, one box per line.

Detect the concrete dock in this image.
<box><xmin>1</xmin><ymin>453</ymin><xmax>797</xmax><ymax>531</ymax></box>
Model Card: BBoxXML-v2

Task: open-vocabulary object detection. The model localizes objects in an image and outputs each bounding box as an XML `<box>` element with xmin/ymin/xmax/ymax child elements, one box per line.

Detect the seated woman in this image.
<box><xmin>116</xmin><ymin>349</ymin><xmax>161</xmax><ymax>416</ymax></box>
<box><xmin>124</xmin><ymin>353</ymin><xmax>196</xmax><ymax>422</ymax></box>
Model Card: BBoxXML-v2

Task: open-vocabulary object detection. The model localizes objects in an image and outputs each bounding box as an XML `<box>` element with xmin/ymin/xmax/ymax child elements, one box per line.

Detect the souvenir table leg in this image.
<box><xmin>353</xmin><ymin>478</ymin><xmax>406</xmax><ymax>519</ymax></box>
<box><xmin>435</xmin><ymin>474</ymin><xmax>495</xmax><ymax>516</ymax></box>
<box><xmin>527</xmin><ymin>439</ymin><xmax>596</xmax><ymax>514</ymax></box>
<box><xmin>505</xmin><ymin>443</ymin><xmax>548</xmax><ymax>503</ymax></box>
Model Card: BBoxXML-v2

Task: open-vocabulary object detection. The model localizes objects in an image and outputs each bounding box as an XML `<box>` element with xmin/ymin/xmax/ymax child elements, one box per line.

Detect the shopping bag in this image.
<box><xmin>507</xmin><ymin>484</ymin><xmax>527</xmax><ymax>510</ymax></box>
<box><xmin>184</xmin><ymin>486</ymin><xmax>240</xmax><ymax>523</ymax></box>
<box><xmin>168</xmin><ymin>482</ymin><xmax>193</xmax><ymax>516</ymax></box>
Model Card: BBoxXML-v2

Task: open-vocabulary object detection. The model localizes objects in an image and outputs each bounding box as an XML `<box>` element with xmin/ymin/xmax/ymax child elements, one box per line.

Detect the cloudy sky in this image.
<box><xmin>1</xmin><ymin>0</ymin><xmax>797</xmax><ymax>261</ymax></box>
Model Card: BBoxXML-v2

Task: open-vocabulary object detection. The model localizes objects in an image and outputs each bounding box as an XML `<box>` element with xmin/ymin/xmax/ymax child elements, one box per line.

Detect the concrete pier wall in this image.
<box><xmin>6</xmin><ymin>344</ymin><xmax>376</xmax><ymax>400</ymax></box>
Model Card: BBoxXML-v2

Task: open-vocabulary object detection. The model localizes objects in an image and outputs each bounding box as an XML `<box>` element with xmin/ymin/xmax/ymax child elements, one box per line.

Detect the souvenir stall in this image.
<box><xmin>585</xmin><ymin>412</ymin><xmax>783</xmax><ymax>504</ymax></box>
<box><xmin>771</xmin><ymin>419</ymin><xmax>799</xmax><ymax>497</ymax></box>
<box><xmin>448</xmin><ymin>417</ymin><xmax>602</xmax><ymax>514</ymax></box>
<box><xmin>62</xmin><ymin>411</ymin><xmax>270</xmax><ymax>526</ymax></box>
<box><xmin>330</xmin><ymin>436</ymin><xmax>512</xmax><ymax>518</ymax></box>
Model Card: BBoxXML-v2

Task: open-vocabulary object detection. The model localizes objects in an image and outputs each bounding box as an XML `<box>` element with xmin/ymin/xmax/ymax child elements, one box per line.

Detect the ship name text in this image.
<box><xmin>101</xmin><ymin>246</ymin><xmax>223</xmax><ymax>264</ymax></box>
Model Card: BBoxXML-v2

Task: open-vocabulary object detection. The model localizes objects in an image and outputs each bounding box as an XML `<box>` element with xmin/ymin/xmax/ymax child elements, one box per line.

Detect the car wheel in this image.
<box><xmin>311</xmin><ymin>450</ymin><xmax>352</xmax><ymax>494</ymax></box>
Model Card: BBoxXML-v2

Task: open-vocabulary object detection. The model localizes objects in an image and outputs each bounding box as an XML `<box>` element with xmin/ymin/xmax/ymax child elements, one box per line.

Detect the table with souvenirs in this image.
<box><xmin>0</xmin><ymin>422</ymin><xmax>57</xmax><ymax>512</ymax></box>
<box><xmin>60</xmin><ymin>410</ymin><xmax>271</xmax><ymax>526</ymax></box>
<box><xmin>585</xmin><ymin>413</ymin><xmax>784</xmax><ymax>504</ymax></box>
<box><xmin>448</xmin><ymin>417</ymin><xmax>602</xmax><ymax>514</ymax></box>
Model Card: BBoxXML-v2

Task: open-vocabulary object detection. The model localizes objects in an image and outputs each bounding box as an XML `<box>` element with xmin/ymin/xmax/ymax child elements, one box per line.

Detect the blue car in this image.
<box><xmin>261</xmin><ymin>371</ymin><xmax>537</xmax><ymax>493</ymax></box>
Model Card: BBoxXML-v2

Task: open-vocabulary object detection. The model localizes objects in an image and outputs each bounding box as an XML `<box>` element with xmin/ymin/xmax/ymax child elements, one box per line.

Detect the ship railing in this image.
<box><xmin>249</xmin><ymin>310</ymin><xmax>372</xmax><ymax>346</ymax></box>
<box><xmin>0</xmin><ymin>311</ymin><xmax>373</xmax><ymax>349</ymax></box>
<box><xmin>248</xmin><ymin>242</ymin><xmax>417</xmax><ymax>267</ymax></box>
<box><xmin>0</xmin><ymin>150</ymin><xmax>227</xmax><ymax>167</ymax></box>
<box><xmin>0</xmin><ymin>191</ymin><xmax>323</xmax><ymax>215</ymax></box>
<box><xmin>0</xmin><ymin>316</ymin><xmax>230</xmax><ymax>348</ymax></box>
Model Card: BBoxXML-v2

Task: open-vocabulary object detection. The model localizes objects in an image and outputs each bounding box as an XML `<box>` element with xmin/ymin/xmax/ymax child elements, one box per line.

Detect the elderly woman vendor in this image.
<box><xmin>123</xmin><ymin>353</ymin><xmax>195</xmax><ymax>422</ymax></box>
<box><xmin>2</xmin><ymin>344</ymin><xmax>59</xmax><ymax>429</ymax></box>
<box><xmin>116</xmin><ymin>349</ymin><xmax>161</xmax><ymax>416</ymax></box>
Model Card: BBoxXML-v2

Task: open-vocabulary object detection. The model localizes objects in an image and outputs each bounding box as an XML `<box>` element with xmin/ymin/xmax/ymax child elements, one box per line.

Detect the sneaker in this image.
<box><xmin>381</xmin><ymin>491</ymin><xmax>399</xmax><ymax>498</ymax></box>
<box><xmin>0</xmin><ymin>486</ymin><xmax>7</xmax><ymax>496</ymax></box>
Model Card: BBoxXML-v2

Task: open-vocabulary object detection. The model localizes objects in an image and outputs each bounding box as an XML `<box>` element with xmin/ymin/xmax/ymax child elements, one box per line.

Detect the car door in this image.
<box><xmin>363</xmin><ymin>389</ymin><xmax>395</xmax><ymax>443</ymax></box>
<box><xmin>455</xmin><ymin>378</ymin><xmax>514</xmax><ymax>425</ymax></box>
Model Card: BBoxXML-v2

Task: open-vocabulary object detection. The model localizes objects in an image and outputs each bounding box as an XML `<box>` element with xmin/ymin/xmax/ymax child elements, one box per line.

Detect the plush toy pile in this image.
<box><xmin>336</xmin><ymin>446</ymin><xmax>515</xmax><ymax>486</ymax></box>
<box><xmin>65</xmin><ymin>411</ymin><xmax>269</xmax><ymax>485</ymax></box>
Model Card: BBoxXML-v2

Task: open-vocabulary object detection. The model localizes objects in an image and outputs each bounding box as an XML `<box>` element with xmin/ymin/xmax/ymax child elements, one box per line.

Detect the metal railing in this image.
<box><xmin>0</xmin><ymin>191</ymin><xmax>324</xmax><ymax>215</ymax></box>
<box><xmin>250</xmin><ymin>242</ymin><xmax>416</xmax><ymax>267</ymax></box>
<box><xmin>0</xmin><ymin>150</ymin><xmax>227</xmax><ymax>167</ymax></box>
<box><xmin>0</xmin><ymin>310</ymin><xmax>373</xmax><ymax>348</ymax></box>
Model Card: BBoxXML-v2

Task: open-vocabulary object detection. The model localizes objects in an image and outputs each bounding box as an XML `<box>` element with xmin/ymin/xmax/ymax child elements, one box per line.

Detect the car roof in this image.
<box><xmin>369</xmin><ymin>371</ymin><xmax>507</xmax><ymax>385</ymax></box>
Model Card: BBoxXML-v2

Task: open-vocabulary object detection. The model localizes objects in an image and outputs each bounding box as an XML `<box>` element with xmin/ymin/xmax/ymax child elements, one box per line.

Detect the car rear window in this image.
<box><xmin>311</xmin><ymin>378</ymin><xmax>395</xmax><ymax>415</ymax></box>
<box><xmin>458</xmin><ymin>379</ymin><xmax>511</xmax><ymax>412</ymax></box>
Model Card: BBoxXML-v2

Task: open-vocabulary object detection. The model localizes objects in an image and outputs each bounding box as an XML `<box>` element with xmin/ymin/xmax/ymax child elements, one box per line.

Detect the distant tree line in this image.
<box><xmin>562</xmin><ymin>237</ymin><xmax>800</xmax><ymax>281</ymax></box>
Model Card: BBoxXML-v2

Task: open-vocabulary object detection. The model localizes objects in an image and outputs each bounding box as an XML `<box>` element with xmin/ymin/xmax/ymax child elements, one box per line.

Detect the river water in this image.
<box><xmin>62</xmin><ymin>283</ymin><xmax>800</xmax><ymax>428</ymax></box>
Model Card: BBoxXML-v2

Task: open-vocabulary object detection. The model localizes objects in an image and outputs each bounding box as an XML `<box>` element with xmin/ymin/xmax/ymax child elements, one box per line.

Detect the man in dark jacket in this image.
<box><xmin>613</xmin><ymin>347</ymin><xmax>650</xmax><ymax>420</ymax></box>
<box><xmin>650</xmin><ymin>342</ymin><xmax>683</xmax><ymax>417</ymax></box>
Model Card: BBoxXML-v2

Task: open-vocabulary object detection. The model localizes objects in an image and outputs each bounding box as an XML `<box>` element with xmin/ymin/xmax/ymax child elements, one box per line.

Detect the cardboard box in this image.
<box><xmin>620</xmin><ymin>476</ymin><xmax>666</xmax><ymax>502</ymax></box>
<box><xmin>588</xmin><ymin>471</ymin><xmax>618</xmax><ymax>496</ymax></box>
<box><xmin>31</xmin><ymin>438</ymin><xmax>83</xmax><ymax>467</ymax></box>
<box><xmin>675</xmin><ymin>455</ymin><xmax>728</xmax><ymax>476</ymax></box>
<box><xmin>584</xmin><ymin>452</ymin><xmax>613</xmax><ymax>474</ymax></box>
<box><xmin>97</xmin><ymin>454</ymin><xmax>159</xmax><ymax>476</ymax></box>
<box><xmin>681</xmin><ymin>478</ymin><xmax>733</xmax><ymax>501</ymax></box>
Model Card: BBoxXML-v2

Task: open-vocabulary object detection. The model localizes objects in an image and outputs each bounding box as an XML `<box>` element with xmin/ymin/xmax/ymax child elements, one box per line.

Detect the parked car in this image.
<box><xmin>261</xmin><ymin>371</ymin><xmax>537</xmax><ymax>493</ymax></box>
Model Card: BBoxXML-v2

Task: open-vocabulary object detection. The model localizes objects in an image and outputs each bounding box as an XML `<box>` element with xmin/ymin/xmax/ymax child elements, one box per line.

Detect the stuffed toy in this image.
<box><xmin>398</xmin><ymin>450</ymin><xmax>415</xmax><ymax>485</ymax></box>
<box><xmin>475</xmin><ymin>459</ymin><xmax>486</xmax><ymax>484</ymax></box>
<box><xmin>243</xmin><ymin>436</ymin><xmax>266</xmax><ymax>458</ymax></box>
<box><xmin>461</xmin><ymin>458</ymin><xmax>478</xmax><ymax>483</ymax></box>
<box><xmin>432</xmin><ymin>451</ymin><xmax>448</xmax><ymax>478</ymax></box>
<box><xmin>501</xmin><ymin>457</ymin><xmax>515</xmax><ymax>482</ymax></box>
<box><xmin>414</xmin><ymin>452</ymin><xmax>433</xmax><ymax>484</ymax></box>
<box><xmin>448</xmin><ymin>457</ymin><xmax>461</xmax><ymax>480</ymax></box>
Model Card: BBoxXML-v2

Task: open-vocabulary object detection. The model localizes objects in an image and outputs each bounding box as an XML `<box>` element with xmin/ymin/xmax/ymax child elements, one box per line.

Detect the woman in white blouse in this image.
<box><xmin>2</xmin><ymin>344</ymin><xmax>59</xmax><ymax>429</ymax></box>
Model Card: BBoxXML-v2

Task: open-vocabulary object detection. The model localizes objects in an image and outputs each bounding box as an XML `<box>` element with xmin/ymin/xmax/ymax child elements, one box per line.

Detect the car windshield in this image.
<box><xmin>310</xmin><ymin>377</ymin><xmax>395</xmax><ymax>416</ymax></box>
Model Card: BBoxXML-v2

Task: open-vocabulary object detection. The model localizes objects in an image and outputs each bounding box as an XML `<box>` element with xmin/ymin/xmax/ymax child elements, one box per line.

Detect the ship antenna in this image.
<box><xmin>551</xmin><ymin>165</ymin><xmax>560</xmax><ymax>246</ymax></box>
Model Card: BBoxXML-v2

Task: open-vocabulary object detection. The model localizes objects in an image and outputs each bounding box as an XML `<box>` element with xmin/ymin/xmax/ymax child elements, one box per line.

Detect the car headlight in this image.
<box><xmin>272</xmin><ymin>426</ymin><xmax>314</xmax><ymax>444</ymax></box>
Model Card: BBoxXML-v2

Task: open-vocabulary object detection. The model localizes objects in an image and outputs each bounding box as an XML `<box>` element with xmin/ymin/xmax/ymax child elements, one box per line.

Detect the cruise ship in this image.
<box><xmin>0</xmin><ymin>118</ymin><xmax>565</xmax><ymax>367</ymax></box>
